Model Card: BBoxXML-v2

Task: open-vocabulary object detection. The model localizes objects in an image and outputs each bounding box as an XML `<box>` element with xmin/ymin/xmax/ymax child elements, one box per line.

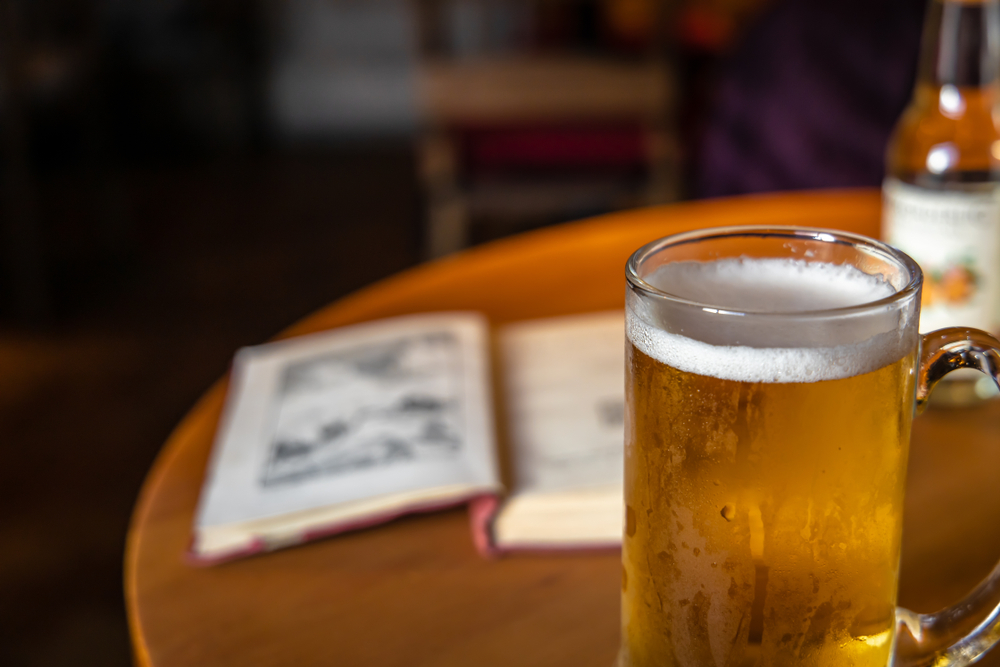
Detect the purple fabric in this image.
<box><xmin>695</xmin><ymin>0</ymin><xmax>927</xmax><ymax>198</ymax></box>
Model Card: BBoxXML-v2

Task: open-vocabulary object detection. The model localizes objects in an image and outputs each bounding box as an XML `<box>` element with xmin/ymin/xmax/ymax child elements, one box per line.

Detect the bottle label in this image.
<box><xmin>883</xmin><ymin>177</ymin><xmax>1000</xmax><ymax>333</ymax></box>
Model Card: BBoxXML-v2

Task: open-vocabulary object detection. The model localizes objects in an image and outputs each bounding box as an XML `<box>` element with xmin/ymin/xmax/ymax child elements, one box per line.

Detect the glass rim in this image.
<box><xmin>626</xmin><ymin>225</ymin><xmax>923</xmax><ymax>318</ymax></box>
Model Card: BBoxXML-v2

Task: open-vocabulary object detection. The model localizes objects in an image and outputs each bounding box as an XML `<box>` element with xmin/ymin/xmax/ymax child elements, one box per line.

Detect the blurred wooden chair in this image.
<box><xmin>412</xmin><ymin>0</ymin><xmax>678</xmax><ymax>257</ymax></box>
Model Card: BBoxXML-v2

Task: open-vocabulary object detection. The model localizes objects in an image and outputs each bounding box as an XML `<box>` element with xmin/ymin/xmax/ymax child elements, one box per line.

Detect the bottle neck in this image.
<box><xmin>917</xmin><ymin>0</ymin><xmax>1000</xmax><ymax>88</ymax></box>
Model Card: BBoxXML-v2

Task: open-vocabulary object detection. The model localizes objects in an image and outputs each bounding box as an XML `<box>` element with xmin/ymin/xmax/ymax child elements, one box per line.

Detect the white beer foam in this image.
<box><xmin>628</xmin><ymin>259</ymin><xmax>908</xmax><ymax>383</ymax></box>
<box><xmin>644</xmin><ymin>258</ymin><xmax>894</xmax><ymax>312</ymax></box>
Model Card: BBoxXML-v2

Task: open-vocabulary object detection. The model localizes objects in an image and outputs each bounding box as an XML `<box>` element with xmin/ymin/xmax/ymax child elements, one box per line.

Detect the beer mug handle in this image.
<box><xmin>893</xmin><ymin>327</ymin><xmax>1000</xmax><ymax>667</ymax></box>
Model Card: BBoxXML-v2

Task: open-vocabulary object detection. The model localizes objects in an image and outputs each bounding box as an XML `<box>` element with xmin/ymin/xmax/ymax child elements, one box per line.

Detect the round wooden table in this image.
<box><xmin>126</xmin><ymin>190</ymin><xmax>1000</xmax><ymax>667</ymax></box>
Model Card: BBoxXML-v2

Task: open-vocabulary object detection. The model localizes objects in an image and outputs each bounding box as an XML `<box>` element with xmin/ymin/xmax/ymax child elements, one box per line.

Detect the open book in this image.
<box><xmin>487</xmin><ymin>312</ymin><xmax>624</xmax><ymax>552</ymax></box>
<box><xmin>191</xmin><ymin>311</ymin><xmax>624</xmax><ymax>563</ymax></box>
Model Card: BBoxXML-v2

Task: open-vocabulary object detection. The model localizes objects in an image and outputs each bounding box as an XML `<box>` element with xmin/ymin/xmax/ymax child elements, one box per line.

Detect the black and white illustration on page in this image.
<box><xmin>259</xmin><ymin>331</ymin><xmax>466</xmax><ymax>488</ymax></box>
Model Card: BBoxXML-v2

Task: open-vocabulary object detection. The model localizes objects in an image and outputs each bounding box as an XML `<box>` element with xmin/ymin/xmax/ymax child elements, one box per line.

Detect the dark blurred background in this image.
<box><xmin>0</xmin><ymin>0</ymin><xmax>925</xmax><ymax>664</ymax></box>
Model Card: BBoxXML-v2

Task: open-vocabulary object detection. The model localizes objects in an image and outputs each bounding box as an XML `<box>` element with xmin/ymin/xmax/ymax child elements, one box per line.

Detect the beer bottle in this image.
<box><xmin>883</xmin><ymin>0</ymin><xmax>1000</xmax><ymax>405</ymax></box>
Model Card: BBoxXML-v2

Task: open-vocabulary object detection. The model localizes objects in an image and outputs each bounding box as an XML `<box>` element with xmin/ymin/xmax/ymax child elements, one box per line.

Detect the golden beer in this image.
<box><xmin>621</xmin><ymin>340</ymin><xmax>915</xmax><ymax>667</ymax></box>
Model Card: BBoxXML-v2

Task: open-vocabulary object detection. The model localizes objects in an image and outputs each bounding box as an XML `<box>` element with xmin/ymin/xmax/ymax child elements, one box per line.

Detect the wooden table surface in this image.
<box><xmin>125</xmin><ymin>190</ymin><xmax>1000</xmax><ymax>667</ymax></box>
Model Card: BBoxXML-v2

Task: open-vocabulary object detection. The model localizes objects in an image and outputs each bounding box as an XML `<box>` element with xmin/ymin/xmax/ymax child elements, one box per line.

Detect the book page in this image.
<box><xmin>500</xmin><ymin>311</ymin><xmax>625</xmax><ymax>496</ymax></box>
<box><xmin>194</xmin><ymin>313</ymin><xmax>500</xmax><ymax>542</ymax></box>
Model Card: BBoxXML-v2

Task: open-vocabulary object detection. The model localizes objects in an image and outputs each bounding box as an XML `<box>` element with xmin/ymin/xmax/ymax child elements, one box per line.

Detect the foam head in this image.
<box><xmin>627</xmin><ymin>258</ymin><xmax>917</xmax><ymax>383</ymax></box>
<box><xmin>644</xmin><ymin>258</ymin><xmax>895</xmax><ymax>313</ymax></box>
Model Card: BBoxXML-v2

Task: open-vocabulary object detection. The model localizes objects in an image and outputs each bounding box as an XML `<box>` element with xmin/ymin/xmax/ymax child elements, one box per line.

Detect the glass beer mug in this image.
<box><xmin>621</xmin><ymin>227</ymin><xmax>1000</xmax><ymax>667</ymax></box>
